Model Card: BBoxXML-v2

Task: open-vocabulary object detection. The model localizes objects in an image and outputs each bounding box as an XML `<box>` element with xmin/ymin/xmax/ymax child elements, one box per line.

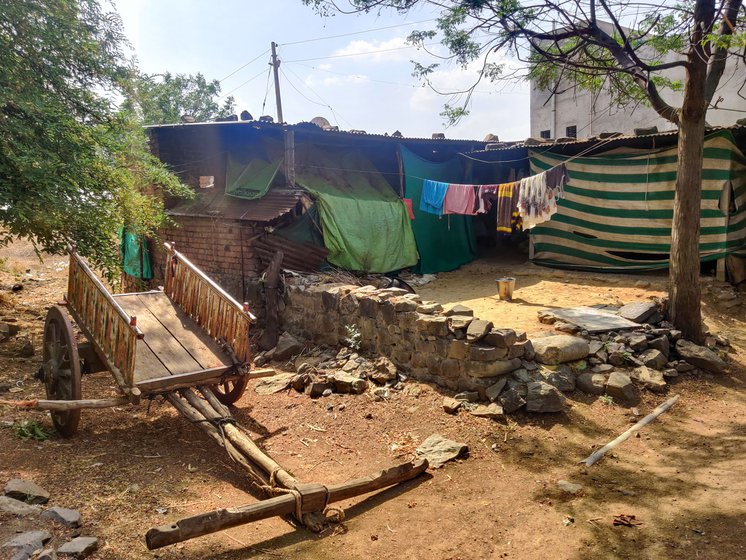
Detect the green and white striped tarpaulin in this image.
<box><xmin>529</xmin><ymin>131</ymin><xmax>746</xmax><ymax>271</ymax></box>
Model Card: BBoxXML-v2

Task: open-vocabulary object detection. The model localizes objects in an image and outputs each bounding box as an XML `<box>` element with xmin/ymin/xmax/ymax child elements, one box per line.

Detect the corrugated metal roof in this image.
<box><xmin>167</xmin><ymin>187</ymin><xmax>302</xmax><ymax>223</ymax></box>
<box><xmin>467</xmin><ymin>124</ymin><xmax>746</xmax><ymax>155</ymax></box>
<box><xmin>146</xmin><ymin>119</ymin><xmax>487</xmax><ymax>145</ymax></box>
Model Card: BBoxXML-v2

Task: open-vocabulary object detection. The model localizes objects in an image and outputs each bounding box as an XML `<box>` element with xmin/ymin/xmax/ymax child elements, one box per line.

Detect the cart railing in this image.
<box><xmin>163</xmin><ymin>242</ymin><xmax>252</xmax><ymax>363</ymax></box>
<box><xmin>66</xmin><ymin>247</ymin><xmax>142</xmax><ymax>388</ymax></box>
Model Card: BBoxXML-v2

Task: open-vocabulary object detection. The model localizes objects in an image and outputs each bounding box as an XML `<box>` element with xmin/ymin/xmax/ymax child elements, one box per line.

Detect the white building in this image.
<box><xmin>530</xmin><ymin>27</ymin><xmax>746</xmax><ymax>139</ymax></box>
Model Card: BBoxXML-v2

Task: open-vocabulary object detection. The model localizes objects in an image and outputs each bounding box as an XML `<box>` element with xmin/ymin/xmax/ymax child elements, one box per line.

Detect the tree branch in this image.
<box><xmin>705</xmin><ymin>0</ymin><xmax>744</xmax><ymax>105</ymax></box>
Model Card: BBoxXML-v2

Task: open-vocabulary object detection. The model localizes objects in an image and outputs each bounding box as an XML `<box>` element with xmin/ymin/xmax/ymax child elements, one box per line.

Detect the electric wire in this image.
<box><xmin>279</xmin><ymin>18</ymin><xmax>436</xmax><ymax>46</ymax></box>
<box><xmin>218</xmin><ymin>49</ymin><xmax>271</xmax><ymax>84</ymax></box>
<box><xmin>218</xmin><ymin>66</ymin><xmax>270</xmax><ymax>99</ymax></box>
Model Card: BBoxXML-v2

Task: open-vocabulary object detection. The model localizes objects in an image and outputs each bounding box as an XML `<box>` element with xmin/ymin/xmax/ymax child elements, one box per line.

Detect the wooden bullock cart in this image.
<box><xmin>24</xmin><ymin>243</ymin><xmax>427</xmax><ymax>549</ymax></box>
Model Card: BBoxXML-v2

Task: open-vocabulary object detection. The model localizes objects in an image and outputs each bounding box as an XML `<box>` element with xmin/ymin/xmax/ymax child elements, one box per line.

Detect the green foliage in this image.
<box><xmin>343</xmin><ymin>324</ymin><xmax>362</xmax><ymax>350</ymax></box>
<box><xmin>13</xmin><ymin>419</ymin><xmax>50</xmax><ymax>441</ymax></box>
<box><xmin>0</xmin><ymin>0</ymin><xmax>191</xmax><ymax>279</ymax></box>
<box><xmin>599</xmin><ymin>394</ymin><xmax>614</xmax><ymax>406</ymax></box>
<box><xmin>122</xmin><ymin>71</ymin><xmax>236</xmax><ymax>125</ymax></box>
<box><xmin>304</xmin><ymin>0</ymin><xmax>745</xmax><ymax>126</ymax></box>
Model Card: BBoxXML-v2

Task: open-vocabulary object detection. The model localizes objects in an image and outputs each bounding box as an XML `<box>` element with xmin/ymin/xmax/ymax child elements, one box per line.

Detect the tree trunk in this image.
<box><xmin>668</xmin><ymin>0</ymin><xmax>713</xmax><ymax>343</ymax></box>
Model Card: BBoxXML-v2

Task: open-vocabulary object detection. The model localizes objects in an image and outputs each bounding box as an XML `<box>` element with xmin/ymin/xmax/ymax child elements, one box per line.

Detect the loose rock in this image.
<box><xmin>483</xmin><ymin>328</ymin><xmax>517</xmax><ymax>348</ymax></box>
<box><xmin>57</xmin><ymin>536</ymin><xmax>98</xmax><ymax>558</ymax></box>
<box><xmin>442</xmin><ymin>397</ymin><xmax>462</xmax><ymax>414</ymax></box>
<box><xmin>557</xmin><ymin>480</ymin><xmax>584</xmax><ymax>494</ymax></box>
<box><xmin>638</xmin><ymin>348</ymin><xmax>667</xmax><ymax>370</ymax></box>
<box><xmin>4</xmin><ymin>479</ymin><xmax>50</xmax><ymax>505</ymax></box>
<box><xmin>328</xmin><ymin>372</ymin><xmax>367</xmax><ymax>395</ymax></box>
<box><xmin>40</xmin><ymin>507</ymin><xmax>81</xmax><ymax>528</ymax></box>
<box><xmin>454</xmin><ymin>391</ymin><xmax>480</xmax><ymax>403</ymax></box>
<box><xmin>605</xmin><ymin>371</ymin><xmax>637</xmax><ymax>401</ymax></box>
<box><xmin>499</xmin><ymin>388</ymin><xmax>526</xmax><ymax>413</ymax></box>
<box><xmin>525</xmin><ymin>381</ymin><xmax>566</xmax><ymax>413</ymax></box>
<box><xmin>466</xmin><ymin>319</ymin><xmax>493</xmax><ymax>343</ymax></box>
<box><xmin>619</xmin><ymin>301</ymin><xmax>657</xmax><ymax>323</ymax></box>
<box><xmin>634</xmin><ymin>366</ymin><xmax>667</xmax><ymax>393</ymax></box>
<box><xmin>485</xmin><ymin>378</ymin><xmax>508</xmax><ymax>402</ymax></box>
<box><xmin>469</xmin><ymin>403</ymin><xmax>504</xmax><ymax>419</ymax></box>
<box><xmin>1</xmin><ymin>530</ymin><xmax>51</xmax><ymax>559</ymax></box>
<box><xmin>675</xmin><ymin>339</ymin><xmax>727</xmax><ymax>373</ymax></box>
<box><xmin>415</xmin><ymin>434</ymin><xmax>468</xmax><ymax>468</ymax></box>
<box><xmin>577</xmin><ymin>372</ymin><xmax>607</xmax><ymax>395</ymax></box>
<box><xmin>444</xmin><ymin>304</ymin><xmax>474</xmax><ymax>317</ymax></box>
<box><xmin>532</xmin><ymin>335</ymin><xmax>589</xmax><ymax>365</ymax></box>
<box><xmin>253</xmin><ymin>373</ymin><xmax>294</xmax><ymax>395</ymax></box>
<box><xmin>0</xmin><ymin>495</ymin><xmax>41</xmax><ymax>516</ymax></box>
<box><xmin>272</xmin><ymin>332</ymin><xmax>304</xmax><ymax>361</ymax></box>
<box><xmin>541</xmin><ymin>365</ymin><xmax>576</xmax><ymax>392</ymax></box>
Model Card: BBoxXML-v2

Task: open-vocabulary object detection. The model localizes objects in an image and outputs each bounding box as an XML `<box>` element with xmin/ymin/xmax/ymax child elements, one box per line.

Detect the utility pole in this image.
<box><xmin>270</xmin><ymin>42</ymin><xmax>284</xmax><ymax>124</ymax></box>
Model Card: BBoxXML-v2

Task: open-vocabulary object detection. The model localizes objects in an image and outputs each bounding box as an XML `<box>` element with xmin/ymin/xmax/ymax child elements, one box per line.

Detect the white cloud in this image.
<box><xmin>332</xmin><ymin>37</ymin><xmax>419</xmax><ymax>63</ymax></box>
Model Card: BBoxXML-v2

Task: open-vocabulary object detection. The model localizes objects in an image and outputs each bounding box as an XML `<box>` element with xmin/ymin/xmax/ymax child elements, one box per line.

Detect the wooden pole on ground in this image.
<box><xmin>145</xmin><ymin>459</ymin><xmax>428</xmax><ymax>549</ymax></box>
<box><xmin>580</xmin><ymin>394</ymin><xmax>680</xmax><ymax>467</ymax></box>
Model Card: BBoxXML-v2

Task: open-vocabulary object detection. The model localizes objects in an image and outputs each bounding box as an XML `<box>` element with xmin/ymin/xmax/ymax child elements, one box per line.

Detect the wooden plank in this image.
<box><xmin>135</xmin><ymin>292</ymin><xmax>230</xmax><ymax>370</ymax></box>
<box><xmin>116</xmin><ymin>295</ymin><xmax>201</xmax><ymax>376</ymax></box>
<box><xmin>134</xmin><ymin>343</ymin><xmax>172</xmax><ymax>382</ymax></box>
<box><xmin>136</xmin><ymin>366</ymin><xmax>233</xmax><ymax>394</ymax></box>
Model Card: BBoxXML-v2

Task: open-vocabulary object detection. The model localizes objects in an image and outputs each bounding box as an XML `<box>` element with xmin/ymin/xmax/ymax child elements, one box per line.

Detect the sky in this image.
<box><xmin>115</xmin><ymin>0</ymin><xmax>531</xmax><ymax>141</ymax></box>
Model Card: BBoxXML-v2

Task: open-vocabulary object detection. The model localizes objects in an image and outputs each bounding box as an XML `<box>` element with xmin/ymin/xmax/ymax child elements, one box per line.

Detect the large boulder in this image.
<box><xmin>272</xmin><ymin>332</ymin><xmax>304</xmax><ymax>361</ymax></box>
<box><xmin>525</xmin><ymin>381</ymin><xmax>566</xmax><ymax>413</ymax></box>
<box><xmin>676</xmin><ymin>339</ymin><xmax>727</xmax><ymax>373</ymax></box>
<box><xmin>532</xmin><ymin>335</ymin><xmax>589</xmax><ymax>365</ymax></box>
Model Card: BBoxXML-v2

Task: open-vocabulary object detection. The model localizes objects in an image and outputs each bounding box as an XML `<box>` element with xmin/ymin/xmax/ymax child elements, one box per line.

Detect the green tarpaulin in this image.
<box><xmin>400</xmin><ymin>146</ymin><xmax>476</xmax><ymax>274</ymax></box>
<box><xmin>296</xmin><ymin>147</ymin><xmax>418</xmax><ymax>273</ymax></box>
<box><xmin>118</xmin><ymin>227</ymin><xmax>152</xmax><ymax>280</ymax></box>
<box><xmin>529</xmin><ymin>130</ymin><xmax>746</xmax><ymax>271</ymax></box>
<box><xmin>225</xmin><ymin>154</ymin><xmax>283</xmax><ymax>200</ymax></box>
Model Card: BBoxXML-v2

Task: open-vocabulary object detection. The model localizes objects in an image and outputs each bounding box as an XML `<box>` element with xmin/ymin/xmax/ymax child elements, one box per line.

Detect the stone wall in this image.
<box><xmin>281</xmin><ymin>281</ymin><xmax>533</xmax><ymax>396</ymax></box>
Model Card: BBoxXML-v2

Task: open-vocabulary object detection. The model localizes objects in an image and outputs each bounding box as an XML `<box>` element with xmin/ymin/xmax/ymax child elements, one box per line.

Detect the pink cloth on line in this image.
<box><xmin>443</xmin><ymin>184</ymin><xmax>478</xmax><ymax>215</ymax></box>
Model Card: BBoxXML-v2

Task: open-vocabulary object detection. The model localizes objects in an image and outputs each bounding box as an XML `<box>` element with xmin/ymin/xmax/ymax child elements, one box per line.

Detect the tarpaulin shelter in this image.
<box><xmin>295</xmin><ymin>146</ymin><xmax>419</xmax><ymax>273</ymax></box>
<box><xmin>400</xmin><ymin>146</ymin><xmax>477</xmax><ymax>274</ymax></box>
<box><xmin>527</xmin><ymin>130</ymin><xmax>746</xmax><ymax>270</ymax></box>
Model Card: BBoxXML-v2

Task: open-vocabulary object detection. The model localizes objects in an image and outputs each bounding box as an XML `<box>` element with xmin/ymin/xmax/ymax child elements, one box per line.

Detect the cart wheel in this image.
<box><xmin>42</xmin><ymin>306</ymin><xmax>82</xmax><ymax>437</ymax></box>
<box><xmin>211</xmin><ymin>375</ymin><xmax>249</xmax><ymax>406</ymax></box>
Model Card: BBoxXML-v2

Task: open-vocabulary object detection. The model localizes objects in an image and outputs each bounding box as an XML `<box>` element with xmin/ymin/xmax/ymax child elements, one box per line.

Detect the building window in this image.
<box><xmin>540</xmin><ymin>130</ymin><xmax>551</xmax><ymax>139</ymax></box>
<box><xmin>566</xmin><ymin>125</ymin><xmax>577</xmax><ymax>138</ymax></box>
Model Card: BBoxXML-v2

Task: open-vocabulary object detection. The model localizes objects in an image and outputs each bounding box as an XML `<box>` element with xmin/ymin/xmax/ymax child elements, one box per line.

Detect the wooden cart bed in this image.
<box><xmin>114</xmin><ymin>291</ymin><xmax>232</xmax><ymax>389</ymax></box>
<box><xmin>64</xmin><ymin>243</ymin><xmax>253</xmax><ymax>398</ymax></box>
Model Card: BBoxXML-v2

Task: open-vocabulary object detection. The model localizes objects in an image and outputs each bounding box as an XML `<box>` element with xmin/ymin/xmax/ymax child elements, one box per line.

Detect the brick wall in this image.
<box><xmin>154</xmin><ymin>216</ymin><xmax>263</xmax><ymax>310</ymax></box>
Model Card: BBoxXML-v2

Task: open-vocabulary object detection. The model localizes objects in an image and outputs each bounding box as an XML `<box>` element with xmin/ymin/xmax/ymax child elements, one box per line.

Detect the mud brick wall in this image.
<box><xmin>281</xmin><ymin>282</ymin><xmax>533</xmax><ymax>394</ymax></box>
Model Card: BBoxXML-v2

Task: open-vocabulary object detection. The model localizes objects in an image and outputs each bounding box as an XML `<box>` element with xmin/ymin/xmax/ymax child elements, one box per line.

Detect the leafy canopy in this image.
<box><xmin>304</xmin><ymin>0</ymin><xmax>746</xmax><ymax>125</ymax></box>
<box><xmin>0</xmin><ymin>0</ymin><xmax>191</xmax><ymax>277</ymax></box>
<box><xmin>122</xmin><ymin>71</ymin><xmax>236</xmax><ymax>125</ymax></box>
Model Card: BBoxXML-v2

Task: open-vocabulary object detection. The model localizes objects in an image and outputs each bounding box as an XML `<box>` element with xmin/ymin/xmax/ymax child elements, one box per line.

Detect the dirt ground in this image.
<box><xmin>1</xmin><ymin>240</ymin><xmax>745</xmax><ymax>560</ymax></box>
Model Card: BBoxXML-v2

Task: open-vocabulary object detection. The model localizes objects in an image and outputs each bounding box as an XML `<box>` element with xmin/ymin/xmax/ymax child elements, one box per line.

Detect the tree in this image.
<box><xmin>0</xmin><ymin>0</ymin><xmax>191</xmax><ymax>277</ymax></box>
<box><xmin>305</xmin><ymin>0</ymin><xmax>746</xmax><ymax>341</ymax></box>
<box><xmin>123</xmin><ymin>71</ymin><xmax>236</xmax><ymax>125</ymax></box>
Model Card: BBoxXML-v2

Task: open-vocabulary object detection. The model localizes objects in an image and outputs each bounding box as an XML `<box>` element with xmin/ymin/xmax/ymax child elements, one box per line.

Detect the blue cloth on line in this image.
<box><xmin>420</xmin><ymin>179</ymin><xmax>450</xmax><ymax>216</ymax></box>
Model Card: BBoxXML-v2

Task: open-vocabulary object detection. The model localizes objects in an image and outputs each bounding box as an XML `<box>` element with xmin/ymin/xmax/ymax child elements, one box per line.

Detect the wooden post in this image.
<box><xmin>284</xmin><ymin>127</ymin><xmax>296</xmax><ymax>187</ymax></box>
<box><xmin>716</xmin><ymin>182</ymin><xmax>732</xmax><ymax>282</ymax></box>
<box><xmin>259</xmin><ymin>251</ymin><xmax>284</xmax><ymax>351</ymax></box>
<box><xmin>145</xmin><ymin>458</ymin><xmax>428</xmax><ymax>549</ymax></box>
<box><xmin>271</xmin><ymin>42</ymin><xmax>284</xmax><ymax>123</ymax></box>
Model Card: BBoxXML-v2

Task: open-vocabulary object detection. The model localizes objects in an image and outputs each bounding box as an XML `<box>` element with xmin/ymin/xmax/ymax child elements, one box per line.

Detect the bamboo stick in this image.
<box><xmin>581</xmin><ymin>394</ymin><xmax>680</xmax><ymax>467</ymax></box>
<box><xmin>0</xmin><ymin>397</ymin><xmax>130</xmax><ymax>411</ymax></box>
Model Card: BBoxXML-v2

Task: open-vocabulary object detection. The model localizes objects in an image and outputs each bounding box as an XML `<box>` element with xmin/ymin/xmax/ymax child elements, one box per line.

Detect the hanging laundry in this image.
<box><xmin>476</xmin><ymin>185</ymin><xmax>500</xmax><ymax>213</ymax></box>
<box><xmin>402</xmin><ymin>198</ymin><xmax>415</xmax><ymax>220</ymax></box>
<box><xmin>443</xmin><ymin>184</ymin><xmax>478</xmax><ymax>216</ymax></box>
<box><xmin>518</xmin><ymin>164</ymin><xmax>568</xmax><ymax>229</ymax></box>
<box><xmin>495</xmin><ymin>182</ymin><xmax>521</xmax><ymax>233</ymax></box>
<box><xmin>420</xmin><ymin>179</ymin><xmax>450</xmax><ymax>216</ymax></box>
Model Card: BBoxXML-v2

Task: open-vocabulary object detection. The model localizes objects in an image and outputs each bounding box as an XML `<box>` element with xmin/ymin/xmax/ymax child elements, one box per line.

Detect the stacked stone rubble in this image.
<box><xmin>281</xmin><ymin>282</ymin><xmax>529</xmax><ymax>397</ymax></box>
